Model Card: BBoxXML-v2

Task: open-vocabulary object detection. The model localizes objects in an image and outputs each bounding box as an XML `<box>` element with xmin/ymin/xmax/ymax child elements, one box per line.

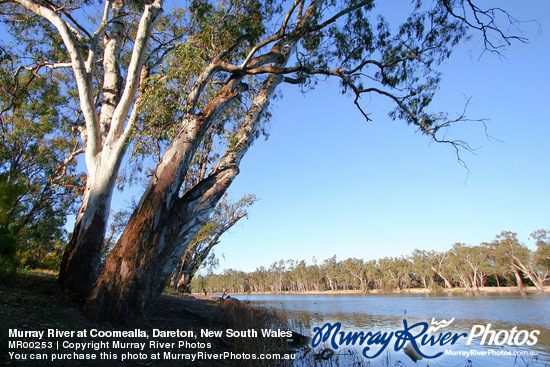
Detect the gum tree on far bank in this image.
<box><xmin>1</xmin><ymin>0</ymin><xmax>529</xmax><ymax>323</ymax></box>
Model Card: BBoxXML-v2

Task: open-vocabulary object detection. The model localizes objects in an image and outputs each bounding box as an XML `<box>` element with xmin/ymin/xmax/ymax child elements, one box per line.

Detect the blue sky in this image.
<box><xmin>204</xmin><ymin>1</ymin><xmax>550</xmax><ymax>272</ymax></box>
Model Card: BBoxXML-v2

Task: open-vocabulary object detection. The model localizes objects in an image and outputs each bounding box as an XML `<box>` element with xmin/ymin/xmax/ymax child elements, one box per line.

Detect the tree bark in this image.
<box><xmin>176</xmin><ymin>252</ymin><xmax>200</xmax><ymax>294</ymax></box>
<box><xmin>170</xmin><ymin>259</ymin><xmax>184</xmax><ymax>291</ymax></box>
<box><xmin>511</xmin><ymin>256</ymin><xmax>546</xmax><ymax>291</ymax></box>
<box><xmin>58</xmin><ymin>163</ymin><xmax>118</xmax><ymax>295</ymax></box>
<box><xmin>177</xmin><ymin>269</ymin><xmax>193</xmax><ymax>294</ymax></box>
<box><xmin>83</xmin><ymin>123</ymin><xmax>225</xmax><ymax>322</ymax></box>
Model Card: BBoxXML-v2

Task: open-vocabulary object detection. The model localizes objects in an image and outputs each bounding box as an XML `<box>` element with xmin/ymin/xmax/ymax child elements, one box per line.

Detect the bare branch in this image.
<box><xmin>442</xmin><ymin>0</ymin><xmax>528</xmax><ymax>55</ymax></box>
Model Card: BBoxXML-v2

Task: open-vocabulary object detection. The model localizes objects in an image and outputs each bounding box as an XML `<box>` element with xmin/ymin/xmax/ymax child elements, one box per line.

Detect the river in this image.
<box><xmin>239</xmin><ymin>292</ymin><xmax>550</xmax><ymax>366</ymax></box>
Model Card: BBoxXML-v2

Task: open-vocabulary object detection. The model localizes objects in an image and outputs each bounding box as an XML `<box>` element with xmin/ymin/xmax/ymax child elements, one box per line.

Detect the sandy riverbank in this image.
<box><xmin>196</xmin><ymin>286</ymin><xmax>549</xmax><ymax>297</ymax></box>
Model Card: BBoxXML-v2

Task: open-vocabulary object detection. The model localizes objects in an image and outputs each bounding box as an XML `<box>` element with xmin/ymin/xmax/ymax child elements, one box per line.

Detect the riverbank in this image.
<box><xmin>203</xmin><ymin>285</ymin><xmax>550</xmax><ymax>297</ymax></box>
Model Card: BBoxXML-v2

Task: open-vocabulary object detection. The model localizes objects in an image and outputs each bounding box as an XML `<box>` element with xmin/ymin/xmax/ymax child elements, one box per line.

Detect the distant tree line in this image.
<box><xmin>190</xmin><ymin>230</ymin><xmax>550</xmax><ymax>294</ymax></box>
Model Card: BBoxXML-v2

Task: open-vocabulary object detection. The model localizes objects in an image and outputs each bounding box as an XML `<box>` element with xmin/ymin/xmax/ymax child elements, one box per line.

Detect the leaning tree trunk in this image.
<box><xmin>83</xmin><ymin>70</ymin><xmax>250</xmax><ymax>323</ymax></box>
<box><xmin>171</xmin><ymin>255</ymin><xmax>197</xmax><ymax>294</ymax></box>
<box><xmin>85</xmin><ymin>171</ymin><xmax>233</xmax><ymax>323</ymax></box>
<box><xmin>174</xmin><ymin>250</ymin><xmax>197</xmax><ymax>294</ymax></box>
<box><xmin>513</xmin><ymin>268</ymin><xmax>524</xmax><ymax>288</ymax></box>
<box><xmin>176</xmin><ymin>242</ymin><xmax>216</xmax><ymax>293</ymax></box>
<box><xmin>84</xmin><ymin>64</ymin><xmax>287</xmax><ymax>323</ymax></box>
<box><xmin>170</xmin><ymin>259</ymin><xmax>184</xmax><ymax>291</ymax></box>
<box><xmin>511</xmin><ymin>256</ymin><xmax>546</xmax><ymax>290</ymax></box>
<box><xmin>177</xmin><ymin>234</ymin><xmax>222</xmax><ymax>293</ymax></box>
<box><xmin>83</xmin><ymin>111</ymin><xmax>222</xmax><ymax>321</ymax></box>
<box><xmin>177</xmin><ymin>268</ymin><xmax>193</xmax><ymax>294</ymax></box>
<box><xmin>522</xmin><ymin>269</ymin><xmax>545</xmax><ymax>291</ymax></box>
<box><xmin>432</xmin><ymin>265</ymin><xmax>453</xmax><ymax>288</ymax></box>
<box><xmin>84</xmin><ymin>128</ymin><xmax>245</xmax><ymax>322</ymax></box>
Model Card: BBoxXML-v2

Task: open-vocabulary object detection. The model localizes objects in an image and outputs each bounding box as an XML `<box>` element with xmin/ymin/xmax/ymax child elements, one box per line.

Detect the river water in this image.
<box><xmin>240</xmin><ymin>292</ymin><xmax>550</xmax><ymax>366</ymax></box>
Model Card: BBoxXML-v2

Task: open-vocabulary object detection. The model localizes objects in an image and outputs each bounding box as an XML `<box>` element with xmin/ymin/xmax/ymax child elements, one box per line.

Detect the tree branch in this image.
<box><xmin>238</xmin><ymin>0</ymin><xmax>301</xmax><ymax>69</ymax></box>
<box><xmin>442</xmin><ymin>0</ymin><xmax>528</xmax><ymax>55</ymax></box>
<box><xmin>85</xmin><ymin>0</ymin><xmax>112</xmax><ymax>75</ymax></box>
<box><xmin>107</xmin><ymin>0</ymin><xmax>164</xmax><ymax>145</ymax></box>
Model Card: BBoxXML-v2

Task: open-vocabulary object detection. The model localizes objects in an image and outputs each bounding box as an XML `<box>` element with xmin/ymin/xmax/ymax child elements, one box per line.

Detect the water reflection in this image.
<box><xmin>241</xmin><ymin>293</ymin><xmax>550</xmax><ymax>366</ymax></box>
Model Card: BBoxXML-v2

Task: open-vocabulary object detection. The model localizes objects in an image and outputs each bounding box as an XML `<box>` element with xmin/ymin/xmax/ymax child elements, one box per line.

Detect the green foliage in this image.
<box><xmin>2</xmin><ymin>0</ymin><xmax>524</xmax><ymax>203</ymax></box>
<box><xmin>0</xmin><ymin>43</ymin><xmax>78</xmax><ymax>273</ymax></box>
<box><xmin>189</xmin><ymin>0</ymin><xmax>267</xmax><ymax>51</ymax></box>
<box><xmin>135</xmin><ymin>0</ymin><xmax>276</xmax><ymax>162</ymax></box>
<box><xmin>0</xmin><ymin>5</ymin><xmax>65</xmax><ymax>66</ymax></box>
<box><xmin>0</xmin><ymin>227</ymin><xmax>17</xmax><ymax>277</ymax></box>
<box><xmin>0</xmin><ymin>177</ymin><xmax>23</xmax><ymax>276</ymax></box>
<box><xmin>531</xmin><ymin>229</ymin><xmax>550</xmax><ymax>271</ymax></box>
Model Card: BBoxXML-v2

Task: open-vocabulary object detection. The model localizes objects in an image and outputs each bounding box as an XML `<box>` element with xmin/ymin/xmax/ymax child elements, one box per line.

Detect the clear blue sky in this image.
<box><xmin>203</xmin><ymin>1</ymin><xmax>549</xmax><ymax>272</ymax></box>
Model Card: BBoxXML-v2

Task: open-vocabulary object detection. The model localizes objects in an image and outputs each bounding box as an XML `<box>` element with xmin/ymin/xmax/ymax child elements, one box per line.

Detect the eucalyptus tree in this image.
<box><xmin>3</xmin><ymin>0</ymin><xmax>526</xmax><ymax>321</ymax></box>
<box><xmin>488</xmin><ymin>231</ymin><xmax>549</xmax><ymax>291</ymax></box>
<box><xmin>363</xmin><ymin>259</ymin><xmax>380</xmax><ymax>290</ymax></box>
<box><xmin>427</xmin><ymin>250</ymin><xmax>454</xmax><ymax>288</ymax></box>
<box><xmin>469</xmin><ymin>244</ymin><xmax>492</xmax><ymax>287</ymax></box>
<box><xmin>530</xmin><ymin>229</ymin><xmax>550</xmax><ymax>287</ymax></box>
<box><xmin>2</xmin><ymin>0</ymin><xmax>181</xmax><ymax>294</ymax></box>
<box><xmin>488</xmin><ymin>231</ymin><xmax>529</xmax><ymax>288</ymax></box>
<box><xmin>377</xmin><ymin>256</ymin><xmax>412</xmax><ymax>291</ymax></box>
<box><xmin>289</xmin><ymin>260</ymin><xmax>309</xmax><ymax>292</ymax></box>
<box><xmin>483</xmin><ymin>240</ymin><xmax>506</xmax><ymax>286</ymax></box>
<box><xmin>322</xmin><ymin>255</ymin><xmax>340</xmax><ymax>291</ymax></box>
<box><xmin>248</xmin><ymin>266</ymin><xmax>269</xmax><ymax>293</ymax></box>
<box><xmin>268</xmin><ymin>259</ymin><xmax>287</xmax><ymax>293</ymax></box>
<box><xmin>394</xmin><ymin>257</ymin><xmax>414</xmax><ymax>290</ymax></box>
<box><xmin>342</xmin><ymin>258</ymin><xmax>368</xmax><ymax>291</ymax></box>
<box><xmin>409</xmin><ymin>249</ymin><xmax>435</xmax><ymax>289</ymax></box>
<box><xmin>410</xmin><ymin>249</ymin><xmax>435</xmax><ymax>289</ymax></box>
<box><xmin>447</xmin><ymin>243</ymin><xmax>474</xmax><ymax>288</ymax></box>
<box><xmin>449</xmin><ymin>243</ymin><xmax>491</xmax><ymax>289</ymax></box>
